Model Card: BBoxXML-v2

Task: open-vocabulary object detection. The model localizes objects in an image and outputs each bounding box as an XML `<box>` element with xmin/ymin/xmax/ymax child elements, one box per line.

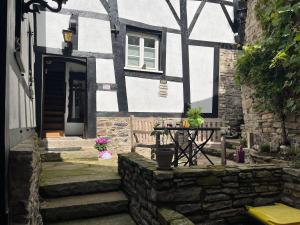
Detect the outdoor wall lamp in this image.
<box><xmin>63</xmin><ymin>29</ymin><xmax>73</xmax><ymax>43</ymax></box>
<box><xmin>23</xmin><ymin>0</ymin><xmax>68</xmax><ymax>14</ymax></box>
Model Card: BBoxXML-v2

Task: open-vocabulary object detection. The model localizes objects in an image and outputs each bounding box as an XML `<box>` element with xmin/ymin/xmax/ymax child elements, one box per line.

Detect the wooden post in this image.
<box><xmin>189</xmin><ymin>140</ymin><xmax>193</xmax><ymax>167</ymax></box>
<box><xmin>130</xmin><ymin>115</ymin><xmax>135</xmax><ymax>152</ymax></box>
<box><xmin>221</xmin><ymin>134</ymin><xmax>227</xmax><ymax>165</ymax></box>
<box><xmin>247</xmin><ymin>132</ymin><xmax>254</xmax><ymax>149</ymax></box>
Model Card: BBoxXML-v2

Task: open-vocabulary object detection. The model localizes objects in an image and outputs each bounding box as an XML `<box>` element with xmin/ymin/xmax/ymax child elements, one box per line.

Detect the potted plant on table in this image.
<box><xmin>151</xmin><ymin>124</ymin><xmax>174</xmax><ymax>170</ymax></box>
<box><xmin>187</xmin><ymin>107</ymin><xmax>204</xmax><ymax>128</ymax></box>
<box><xmin>95</xmin><ymin>137</ymin><xmax>112</xmax><ymax>160</ymax></box>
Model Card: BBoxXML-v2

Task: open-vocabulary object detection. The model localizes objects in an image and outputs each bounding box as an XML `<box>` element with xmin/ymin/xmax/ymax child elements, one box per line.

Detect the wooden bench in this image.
<box><xmin>130</xmin><ymin>115</ymin><xmax>158</xmax><ymax>152</ymax></box>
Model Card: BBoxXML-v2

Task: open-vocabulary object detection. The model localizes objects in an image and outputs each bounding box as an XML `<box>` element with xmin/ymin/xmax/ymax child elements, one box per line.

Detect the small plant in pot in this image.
<box><xmin>151</xmin><ymin>125</ymin><xmax>174</xmax><ymax>170</ymax></box>
<box><xmin>187</xmin><ymin>107</ymin><xmax>204</xmax><ymax>128</ymax></box>
<box><xmin>95</xmin><ymin>137</ymin><xmax>112</xmax><ymax>160</ymax></box>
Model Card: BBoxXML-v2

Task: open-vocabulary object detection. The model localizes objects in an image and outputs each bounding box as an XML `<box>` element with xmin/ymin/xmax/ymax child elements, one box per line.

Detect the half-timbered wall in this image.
<box><xmin>35</xmin><ymin>0</ymin><xmax>240</xmax><ymax>138</ymax></box>
<box><xmin>7</xmin><ymin>0</ymin><xmax>36</xmax><ymax>147</ymax></box>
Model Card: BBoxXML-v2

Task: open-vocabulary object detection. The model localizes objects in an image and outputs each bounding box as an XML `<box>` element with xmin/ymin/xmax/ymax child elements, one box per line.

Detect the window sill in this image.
<box><xmin>124</xmin><ymin>67</ymin><xmax>163</xmax><ymax>74</ymax></box>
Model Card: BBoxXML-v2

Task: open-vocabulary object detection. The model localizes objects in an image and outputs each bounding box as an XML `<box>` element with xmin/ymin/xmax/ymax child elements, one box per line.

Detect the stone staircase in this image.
<box><xmin>40</xmin><ymin>147</ymin><xmax>136</xmax><ymax>225</ymax></box>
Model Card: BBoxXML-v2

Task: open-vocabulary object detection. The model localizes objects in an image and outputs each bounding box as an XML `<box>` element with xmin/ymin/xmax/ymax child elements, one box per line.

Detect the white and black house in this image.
<box><xmin>34</xmin><ymin>0</ymin><xmax>246</xmax><ymax>138</ymax></box>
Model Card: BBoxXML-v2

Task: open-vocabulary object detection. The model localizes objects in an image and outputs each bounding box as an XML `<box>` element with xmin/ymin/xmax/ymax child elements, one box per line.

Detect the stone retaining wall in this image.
<box><xmin>9</xmin><ymin>134</ymin><xmax>43</xmax><ymax>225</ymax></box>
<box><xmin>118</xmin><ymin>153</ymin><xmax>284</xmax><ymax>225</ymax></box>
<box><xmin>158</xmin><ymin>208</ymin><xmax>194</xmax><ymax>225</ymax></box>
<box><xmin>282</xmin><ymin>168</ymin><xmax>300</xmax><ymax>209</ymax></box>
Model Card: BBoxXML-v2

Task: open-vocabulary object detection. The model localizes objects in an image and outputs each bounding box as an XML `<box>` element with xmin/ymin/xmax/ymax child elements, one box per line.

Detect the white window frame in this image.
<box><xmin>125</xmin><ymin>32</ymin><xmax>161</xmax><ymax>73</ymax></box>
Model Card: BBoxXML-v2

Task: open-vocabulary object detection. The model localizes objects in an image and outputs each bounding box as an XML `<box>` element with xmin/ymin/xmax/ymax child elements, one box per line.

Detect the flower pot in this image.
<box><xmin>98</xmin><ymin>150</ymin><xmax>112</xmax><ymax>160</ymax></box>
<box><xmin>155</xmin><ymin>146</ymin><xmax>174</xmax><ymax>170</ymax></box>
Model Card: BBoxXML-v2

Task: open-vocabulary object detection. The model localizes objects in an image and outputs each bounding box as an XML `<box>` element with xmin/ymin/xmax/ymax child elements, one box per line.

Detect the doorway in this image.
<box><xmin>42</xmin><ymin>57</ymin><xmax>87</xmax><ymax>138</ymax></box>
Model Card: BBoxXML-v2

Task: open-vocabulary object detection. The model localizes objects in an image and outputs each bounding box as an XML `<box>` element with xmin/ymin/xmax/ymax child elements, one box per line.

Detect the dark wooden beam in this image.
<box><xmin>98</xmin><ymin>0</ymin><xmax>110</xmax><ymax>14</ymax></box>
<box><xmin>165</xmin><ymin>0</ymin><xmax>182</xmax><ymax>28</ymax></box>
<box><xmin>180</xmin><ymin>0</ymin><xmax>191</xmax><ymax>113</ymax></box>
<box><xmin>108</xmin><ymin>0</ymin><xmax>128</xmax><ymax>112</ymax></box>
<box><xmin>188</xmin><ymin>0</ymin><xmax>207</xmax><ymax>37</ymax></box>
<box><xmin>220</xmin><ymin>1</ymin><xmax>235</xmax><ymax>33</ymax></box>
<box><xmin>0</xmin><ymin>0</ymin><xmax>9</xmax><ymax>223</ymax></box>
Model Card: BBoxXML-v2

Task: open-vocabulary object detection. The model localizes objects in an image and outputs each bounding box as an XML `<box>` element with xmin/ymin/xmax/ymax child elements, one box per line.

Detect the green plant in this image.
<box><xmin>187</xmin><ymin>107</ymin><xmax>204</xmax><ymax>128</ymax></box>
<box><xmin>260</xmin><ymin>143</ymin><xmax>271</xmax><ymax>153</ymax></box>
<box><xmin>235</xmin><ymin>0</ymin><xmax>300</xmax><ymax>145</ymax></box>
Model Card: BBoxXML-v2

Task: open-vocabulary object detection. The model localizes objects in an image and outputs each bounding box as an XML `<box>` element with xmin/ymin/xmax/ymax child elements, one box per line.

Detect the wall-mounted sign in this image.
<box><xmin>102</xmin><ymin>84</ymin><xmax>111</xmax><ymax>90</ymax></box>
<box><xmin>159</xmin><ymin>80</ymin><xmax>168</xmax><ymax>98</ymax></box>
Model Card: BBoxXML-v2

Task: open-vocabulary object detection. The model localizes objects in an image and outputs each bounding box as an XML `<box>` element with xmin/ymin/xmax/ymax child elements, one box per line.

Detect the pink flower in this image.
<box><xmin>96</xmin><ymin>137</ymin><xmax>110</xmax><ymax>144</ymax></box>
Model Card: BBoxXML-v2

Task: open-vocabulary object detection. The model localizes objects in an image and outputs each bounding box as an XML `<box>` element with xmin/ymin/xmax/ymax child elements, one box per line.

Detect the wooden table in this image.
<box><xmin>154</xmin><ymin>127</ymin><xmax>220</xmax><ymax>167</ymax></box>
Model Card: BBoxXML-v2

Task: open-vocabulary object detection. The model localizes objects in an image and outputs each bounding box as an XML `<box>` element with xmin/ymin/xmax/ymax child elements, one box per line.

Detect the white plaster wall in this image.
<box><xmin>165</xmin><ymin>33</ymin><xmax>182</xmax><ymax>78</ymax></box>
<box><xmin>64</xmin><ymin>62</ymin><xmax>86</xmax><ymax>136</ymax></box>
<box><xmin>189</xmin><ymin>46</ymin><xmax>214</xmax><ymax>113</ymax></box>
<box><xmin>118</xmin><ymin>0</ymin><xmax>180</xmax><ymax>30</ymax></box>
<box><xmin>20</xmin><ymin>88</ymin><xmax>26</xmax><ymax>128</ymax></box>
<box><xmin>96</xmin><ymin>59</ymin><xmax>116</xmax><ymax>83</ymax></box>
<box><xmin>189</xmin><ymin>3</ymin><xmax>235</xmax><ymax>43</ymax></box>
<box><xmin>48</xmin><ymin>0</ymin><xmax>107</xmax><ymax>14</ymax></box>
<box><xmin>78</xmin><ymin>17</ymin><xmax>112</xmax><ymax>53</ymax></box>
<box><xmin>126</xmin><ymin>77</ymin><xmax>183</xmax><ymax>112</ymax></box>
<box><xmin>37</xmin><ymin>11</ymin><xmax>70</xmax><ymax>49</ymax></box>
<box><xmin>96</xmin><ymin>91</ymin><xmax>119</xmax><ymax>112</ymax></box>
<box><xmin>8</xmin><ymin>65</ymin><xmax>20</xmax><ymax>129</ymax></box>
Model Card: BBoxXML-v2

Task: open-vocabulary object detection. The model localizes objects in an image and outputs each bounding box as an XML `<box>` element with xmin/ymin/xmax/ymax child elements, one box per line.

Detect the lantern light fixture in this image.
<box><xmin>23</xmin><ymin>0</ymin><xmax>68</xmax><ymax>14</ymax></box>
<box><xmin>62</xmin><ymin>29</ymin><xmax>73</xmax><ymax>43</ymax></box>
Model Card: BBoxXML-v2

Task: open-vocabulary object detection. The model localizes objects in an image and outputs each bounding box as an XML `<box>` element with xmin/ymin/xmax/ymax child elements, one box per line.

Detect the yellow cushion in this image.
<box><xmin>247</xmin><ymin>203</ymin><xmax>300</xmax><ymax>225</ymax></box>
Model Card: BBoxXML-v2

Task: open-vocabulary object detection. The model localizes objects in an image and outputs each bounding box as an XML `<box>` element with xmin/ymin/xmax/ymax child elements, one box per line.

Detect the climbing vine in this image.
<box><xmin>235</xmin><ymin>0</ymin><xmax>300</xmax><ymax>145</ymax></box>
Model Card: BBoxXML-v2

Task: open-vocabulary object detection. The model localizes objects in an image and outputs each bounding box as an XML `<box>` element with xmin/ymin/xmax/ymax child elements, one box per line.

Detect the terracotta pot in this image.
<box><xmin>155</xmin><ymin>146</ymin><xmax>174</xmax><ymax>170</ymax></box>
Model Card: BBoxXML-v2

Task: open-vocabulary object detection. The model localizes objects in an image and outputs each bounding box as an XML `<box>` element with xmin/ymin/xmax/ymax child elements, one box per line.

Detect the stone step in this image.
<box><xmin>42</xmin><ymin>137</ymin><xmax>95</xmax><ymax>149</ymax></box>
<box><xmin>226</xmin><ymin>138</ymin><xmax>241</xmax><ymax>149</ymax></box>
<box><xmin>40</xmin><ymin>149</ymin><xmax>98</xmax><ymax>162</ymax></box>
<box><xmin>40</xmin><ymin>177</ymin><xmax>121</xmax><ymax>198</ymax></box>
<box><xmin>40</xmin><ymin>161</ymin><xmax>120</xmax><ymax>197</ymax></box>
<box><xmin>203</xmin><ymin>146</ymin><xmax>236</xmax><ymax>161</ymax></box>
<box><xmin>41</xmin><ymin>192</ymin><xmax>129</xmax><ymax>222</ymax></box>
<box><xmin>45</xmin><ymin>213</ymin><xmax>136</xmax><ymax>225</ymax></box>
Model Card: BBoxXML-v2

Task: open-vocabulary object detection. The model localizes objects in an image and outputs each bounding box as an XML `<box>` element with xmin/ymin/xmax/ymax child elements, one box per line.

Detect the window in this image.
<box><xmin>68</xmin><ymin>73</ymin><xmax>86</xmax><ymax>123</ymax></box>
<box><xmin>125</xmin><ymin>32</ymin><xmax>160</xmax><ymax>71</ymax></box>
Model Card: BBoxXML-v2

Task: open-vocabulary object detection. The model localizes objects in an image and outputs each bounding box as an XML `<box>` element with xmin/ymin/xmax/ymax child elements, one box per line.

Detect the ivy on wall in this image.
<box><xmin>235</xmin><ymin>0</ymin><xmax>300</xmax><ymax>145</ymax></box>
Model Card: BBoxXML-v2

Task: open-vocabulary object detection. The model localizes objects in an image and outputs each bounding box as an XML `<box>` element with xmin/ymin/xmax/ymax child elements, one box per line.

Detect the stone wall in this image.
<box><xmin>9</xmin><ymin>134</ymin><xmax>43</xmax><ymax>225</ymax></box>
<box><xmin>282</xmin><ymin>168</ymin><xmax>300</xmax><ymax>209</ymax></box>
<box><xmin>241</xmin><ymin>0</ymin><xmax>300</xmax><ymax>146</ymax></box>
<box><xmin>97</xmin><ymin>117</ymin><xmax>183</xmax><ymax>154</ymax></box>
<box><xmin>118</xmin><ymin>153</ymin><xmax>284</xmax><ymax>225</ymax></box>
<box><xmin>219</xmin><ymin>49</ymin><xmax>243</xmax><ymax>129</ymax></box>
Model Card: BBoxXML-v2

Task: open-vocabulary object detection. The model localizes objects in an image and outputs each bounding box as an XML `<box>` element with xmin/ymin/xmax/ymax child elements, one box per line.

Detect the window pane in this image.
<box><xmin>128</xmin><ymin>56</ymin><xmax>139</xmax><ymax>66</ymax></box>
<box><xmin>144</xmin><ymin>48</ymin><xmax>155</xmax><ymax>58</ymax></box>
<box><xmin>128</xmin><ymin>36</ymin><xmax>140</xmax><ymax>46</ymax></box>
<box><xmin>128</xmin><ymin>45</ymin><xmax>140</xmax><ymax>57</ymax></box>
<box><xmin>144</xmin><ymin>58</ymin><xmax>155</xmax><ymax>68</ymax></box>
<box><xmin>144</xmin><ymin>38</ymin><xmax>155</xmax><ymax>48</ymax></box>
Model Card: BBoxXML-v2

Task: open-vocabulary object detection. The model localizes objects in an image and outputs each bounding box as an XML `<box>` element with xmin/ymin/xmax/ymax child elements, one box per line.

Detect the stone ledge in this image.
<box><xmin>158</xmin><ymin>208</ymin><xmax>195</xmax><ymax>225</ymax></box>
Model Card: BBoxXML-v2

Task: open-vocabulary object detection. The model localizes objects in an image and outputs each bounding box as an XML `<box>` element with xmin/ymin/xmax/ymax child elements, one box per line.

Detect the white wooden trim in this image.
<box><xmin>125</xmin><ymin>32</ymin><xmax>160</xmax><ymax>71</ymax></box>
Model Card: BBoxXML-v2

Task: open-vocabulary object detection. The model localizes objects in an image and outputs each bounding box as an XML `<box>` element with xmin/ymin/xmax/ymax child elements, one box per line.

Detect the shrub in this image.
<box><xmin>260</xmin><ymin>143</ymin><xmax>271</xmax><ymax>153</ymax></box>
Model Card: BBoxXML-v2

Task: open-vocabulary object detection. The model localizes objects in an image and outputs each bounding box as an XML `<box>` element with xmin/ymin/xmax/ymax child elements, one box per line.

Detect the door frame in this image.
<box><xmin>35</xmin><ymin>54</ymin><xmax>96</xmax><ymax>139</ymax></box>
